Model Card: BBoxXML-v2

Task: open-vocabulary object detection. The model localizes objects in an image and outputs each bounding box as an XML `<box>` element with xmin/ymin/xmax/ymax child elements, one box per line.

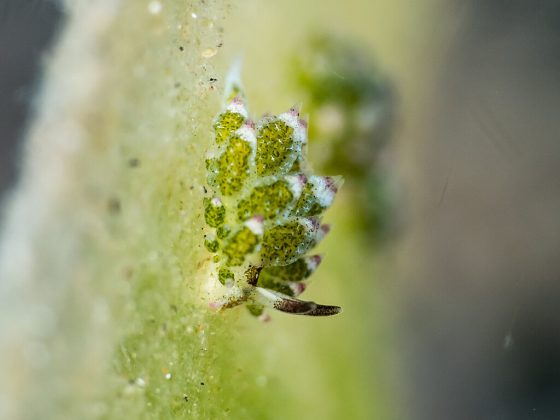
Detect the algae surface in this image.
<box><xmin>0</xmin><ymin>0</ymin><xmax>428</xmax><ymax>418</ymax></box>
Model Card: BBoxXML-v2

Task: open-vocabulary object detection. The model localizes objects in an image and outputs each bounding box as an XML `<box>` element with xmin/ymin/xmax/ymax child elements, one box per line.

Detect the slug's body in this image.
<box><xmin>203</xmin><ymin>76</ymin><xmax>342</xmax><ymax>317</ymax></box>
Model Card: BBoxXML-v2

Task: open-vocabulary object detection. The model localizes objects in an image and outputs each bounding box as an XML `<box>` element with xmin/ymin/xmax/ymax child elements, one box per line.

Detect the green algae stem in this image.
<box><xmin>0</xmin><ymin>0</ymin><xmax>291</xmax><ymax>418</ymax></box>
<box><xmin>90</xmin><ymin>1</ymin><xmax>277</xmax><ymax>418</ymax></box>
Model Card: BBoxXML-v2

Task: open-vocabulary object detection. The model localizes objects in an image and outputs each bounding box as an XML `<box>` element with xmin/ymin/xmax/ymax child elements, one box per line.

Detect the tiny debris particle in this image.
<box><xmin>258</xmin><ymin>313</ymin><xmax>271</xmax><ymax>323</ymax></box>
<box><xmin>108</xmin><ymin>197</ymin><xmax>121</xmax><ymax>214</ymax></box>
<box><xmin>123</xmin><ymin>266</ymin><xmax>133</xmax><ymax>279</ymax></box>
<box><xmin>201</xmin><ymin>48</ymin><xmax>217</xmax><ymax>58</ymax></box>
<box><xmin>191</xmin><ymin>12</ymin><xmax>198</xmax><ymax>19</ymax></box>
<box><xmin>503</xmin><ymin>333</ymin><xmax>514</xmax><ymax>351</ymax></box>
<box><xmin>179</xmin><ymin>46</ymin><xmax>184</xmax><ymax>51</ymax></box>
<box><xmin>147</xmin><ymin>1</ymin><xmax>162</xmax><ymax>14</ymax></box>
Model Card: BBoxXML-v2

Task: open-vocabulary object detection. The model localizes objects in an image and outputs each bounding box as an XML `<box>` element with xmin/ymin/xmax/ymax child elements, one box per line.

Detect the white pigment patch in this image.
<box><xmin>285</xmin><ymin>174</ymin><xmax>305</xmax><ymax>198</ymax></box>
<box><xmin>226</xmin><ymin>100</ymin><xmax>248</xmax><ymax>118</ymax></box>
<box><xmin>147</xmin><ymin>1</ymin><xmax>162</xmax><ymax>14</ymax></box>
<box><xmin>278</xmin><ymin>111</ymin><xmax>307</xmax><ymax>144</ymax></box>
<box><xmin>245</xmin><ymin>216</ymin><xmax>264</xmax><ymax>235</ymax></box>
<box><xmin>235</xmin><ymin>124</ymin><xmax>257</xmax><ymax>146</ymax></box>
<box><xmin>310</xmin><ymin>176</ymin><xmax>336</xmax><ymax>207</ymax></box>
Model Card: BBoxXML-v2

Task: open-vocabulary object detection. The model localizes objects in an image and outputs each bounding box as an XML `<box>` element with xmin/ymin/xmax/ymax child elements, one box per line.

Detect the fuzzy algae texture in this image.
<box><xmin>0</xmin><ymin>0</ymin><xmax>278</xmax><ymax>418</ymax></box>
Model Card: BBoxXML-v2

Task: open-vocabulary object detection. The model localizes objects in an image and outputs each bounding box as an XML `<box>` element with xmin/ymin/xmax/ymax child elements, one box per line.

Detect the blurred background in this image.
<box><xmin>0</xmin><ymin>0</ymin><xmax>61</xmax><ymax>195</ymax></box>
<box><xmin>2</xmin><ymin>0</ymin><xmax>560</xmax><ymax>419</ymax></box>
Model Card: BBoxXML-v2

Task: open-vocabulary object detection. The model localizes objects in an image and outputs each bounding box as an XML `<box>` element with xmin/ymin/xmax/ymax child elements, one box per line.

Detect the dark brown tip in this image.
<box><xmin>304</xmin><ymin>304</ymin><xmax>342</xmax><ymax>317</ymax></box>
<box><xmin>324</xmin><ymin>176</ymin><xmax>338</xmax><ymax>193</ymax></box>
<box><xmin>273</xmin><ymin>298</ymin><xmax>315</xmax><ymax>315</ymax></box>
<box><xmin>308</xmin><ymin>254</ymin><xmax>323</xmax><ymax>269</ymax></box>
<box><xmin>273</xmin><ymin>297</ymin><xmax>342</xmax><ymax>317</ymax></box>
<box><xmin>320</xmin><ymin>224</ymin><xmax>331</xmax><ymax>235</ymax></box>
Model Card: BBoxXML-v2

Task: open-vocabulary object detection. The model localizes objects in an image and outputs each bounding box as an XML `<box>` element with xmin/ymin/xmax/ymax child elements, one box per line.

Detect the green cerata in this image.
<box><xmin>203</xmin><ymin>67</ymin><xmax>343</xmax><ymax>318</ymax></box>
